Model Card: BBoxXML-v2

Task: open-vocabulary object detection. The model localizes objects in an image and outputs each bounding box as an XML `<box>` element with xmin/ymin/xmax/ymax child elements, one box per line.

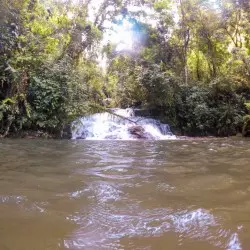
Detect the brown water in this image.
<box><xmin>1</xmin><ymin>138</ymin><xmax>250</xmax><ymax>250</ymax></box>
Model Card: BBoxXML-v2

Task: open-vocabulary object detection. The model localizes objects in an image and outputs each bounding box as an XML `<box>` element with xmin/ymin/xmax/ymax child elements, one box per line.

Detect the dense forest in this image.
<box><xmin>0</xmin><ymin>0</ymin><xmax>250</xmax><ymax>138</ymax></box>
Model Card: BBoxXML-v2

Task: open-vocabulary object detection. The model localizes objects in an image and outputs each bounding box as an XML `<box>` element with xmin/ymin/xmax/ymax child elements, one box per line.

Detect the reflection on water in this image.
<box><xmin>0</xmin><ymin>138</ymin><xmax>250</xmax><ymax>249</ymax></box>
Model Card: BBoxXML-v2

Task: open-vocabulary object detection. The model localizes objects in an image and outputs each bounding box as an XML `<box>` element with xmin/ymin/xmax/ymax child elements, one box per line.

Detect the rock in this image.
<box><xmin>242</xmin><ymin>115</ymin><xmax>250</xmax><ymax>137</ymax></box>
<box><xmin>9</xmin><ymin>130</ymin><xmax>51</xmax><ymax>139</ymax></box>
<box><xmin>76</xmin><ymin>136</ymin><xmax>85</xmax><ymax>139</ymax></box>
<box><xmin>128</xmin><ymin>125</ymin><xmax>154</xmax><ymax>139</ymax></box>
<box><xmin>133</xmin><ymin>109</ymin><xmax>152</xmax><ymax>117</ymax></box>
<box><xmin>75</xmin><ymin>131</ymin><xmax>87</xmax><ymax>139</ymax></box>
<box><xmin>62</xmin><ymin>124</ymin><xmax>72</xmax><ymax>139</ymax></box>
<box><xmin>104</xmin><ymin>135</ymin><xmax>118</xmax><ymax>139</ymax></box>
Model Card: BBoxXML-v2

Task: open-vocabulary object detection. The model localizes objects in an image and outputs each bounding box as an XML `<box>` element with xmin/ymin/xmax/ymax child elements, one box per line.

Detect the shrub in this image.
<box><xmin>148</xmin><ymin>77</ymin><xmax>248</xmax><ymax>136</ymax></box>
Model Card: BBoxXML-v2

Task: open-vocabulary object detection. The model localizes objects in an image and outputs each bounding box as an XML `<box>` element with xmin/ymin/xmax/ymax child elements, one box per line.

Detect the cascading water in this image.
<box><xmin>71</xmin><ymin>108</ymin><xmax>176</xmax><ymax>140</ymax></box>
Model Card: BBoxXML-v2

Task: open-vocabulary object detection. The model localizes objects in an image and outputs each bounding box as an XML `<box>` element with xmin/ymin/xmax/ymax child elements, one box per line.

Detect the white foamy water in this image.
<box><xmin>72</xmin><ymin>108</ymin><xmax>176</xmax><ymax>140</ymax></box>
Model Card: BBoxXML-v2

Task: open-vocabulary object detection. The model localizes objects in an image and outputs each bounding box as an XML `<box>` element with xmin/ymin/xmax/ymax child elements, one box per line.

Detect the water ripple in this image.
<box><xmin>65</xmin><ymin>207</ymin><xmax>242</xmax><ymax>249</ymax></box>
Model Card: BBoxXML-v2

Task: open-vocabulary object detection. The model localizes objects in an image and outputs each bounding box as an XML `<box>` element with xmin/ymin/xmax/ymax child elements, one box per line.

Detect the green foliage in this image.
<box><xmin>0</xmin><ymin>0</ymin><xmax>105</xmax><ymax>137</ymax></box>
<box><xmin>26</xmin><ymin>56</ymin><xmax>104</xmax><ymax>134</ymax></box>
<box><xmin>1</xmin><ymin>0</ymin><xmax>250</xmax><ymax>137</ymax></box>
<box><xmin>105</xmin><ymin>56</ymin><xmax>147</xmax><ymax>107</ymax></box>
<box><xmin>245</xmin><ymin>102</ymin><xmax>250</xmax><ymax>111</ymax></box>
<box><xmin>153</xmin><ymin>0</ymin><xmax>170</xmax><ymax>11</ymax></box>
<box><xmin>107</xmin><ymin>54</ymin><xmax>248</xmax><ymax>136</ymax></box>
<box><xmin>29</xmin><ymin>76</ymin><xmax>65</xmax><ymax>130</ymax></box>
<box><xmin>174</xmin><ymin>82</ymin><xmax>246</xmax><ymax>136</ymax></box>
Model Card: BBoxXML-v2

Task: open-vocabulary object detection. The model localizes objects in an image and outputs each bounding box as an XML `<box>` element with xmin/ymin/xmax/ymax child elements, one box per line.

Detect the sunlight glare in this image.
<box><xmin>113</xmin><ymin>19</ymin><xmax>134</xmax><ymax>52</ymax></box>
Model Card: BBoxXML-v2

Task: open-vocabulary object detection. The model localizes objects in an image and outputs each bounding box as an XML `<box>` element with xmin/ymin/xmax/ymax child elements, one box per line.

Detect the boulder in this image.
<box><xmin>128</xmin><ymin>125</ymin><xmax>154</xmax><ymax>139</ymax></box>
<box><xmin>133</xmin><ymin>109</ymin><xmax>152</xmax><ymax>117</ymax></box>
<box><xmin>242</xmin><ymin>115</ymin><xmax>250</xmax><ymax>137</ymax></box>
<box><xmin>75</xmin><ymin>132</ymin><xmax>87</xmax><ymax>139</ymax></box>
<box><xmin>61</xmin><ymin>124</ymin><xmax>72</xmax><ymax>139</ymax></box>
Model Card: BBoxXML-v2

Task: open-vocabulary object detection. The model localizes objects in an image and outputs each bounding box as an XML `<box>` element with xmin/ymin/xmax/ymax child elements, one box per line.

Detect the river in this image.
<box><xmin>1</xmin><ymin>138</ymin><xmax>250</xmax><ymax>250</ymax></box>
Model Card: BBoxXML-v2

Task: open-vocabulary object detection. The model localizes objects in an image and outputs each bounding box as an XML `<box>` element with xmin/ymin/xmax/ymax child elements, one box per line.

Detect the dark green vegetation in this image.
<box><xmin>1</xmin><ymin>0</ymin><xmax>250</xmax><ymax>137</ymax></box>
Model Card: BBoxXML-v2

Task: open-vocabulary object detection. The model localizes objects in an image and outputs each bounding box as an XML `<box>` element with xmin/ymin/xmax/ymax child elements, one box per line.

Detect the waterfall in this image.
<box><xmin>72</xmin><ymin>108</ymin><xmax>176</xmax><ymax>140</ymax></box>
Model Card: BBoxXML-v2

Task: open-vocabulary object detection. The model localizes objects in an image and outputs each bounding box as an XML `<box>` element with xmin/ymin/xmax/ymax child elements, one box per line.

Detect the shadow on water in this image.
<box><xmin>0</xmin><ymin>138</ymin><xmax>250</xmax><ymax>249</ymax></box>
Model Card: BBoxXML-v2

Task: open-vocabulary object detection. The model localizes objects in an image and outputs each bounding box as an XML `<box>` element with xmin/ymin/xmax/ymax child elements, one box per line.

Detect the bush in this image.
<box><xmin>176</xmin><ymin>80</ymin><xmax>247</xmax><ymax>136</ymax></box>
<box><xmin>146</xmin><ymin>77</ymin><xmax>248</xmax><ymax>136</ymax></box>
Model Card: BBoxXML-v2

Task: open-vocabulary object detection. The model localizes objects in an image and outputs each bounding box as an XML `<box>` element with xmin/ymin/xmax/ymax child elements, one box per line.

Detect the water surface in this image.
<box><xmin>1</xmin><ymin>138</ymin><xmax>250</xmax><ymax>249</ymax></box>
